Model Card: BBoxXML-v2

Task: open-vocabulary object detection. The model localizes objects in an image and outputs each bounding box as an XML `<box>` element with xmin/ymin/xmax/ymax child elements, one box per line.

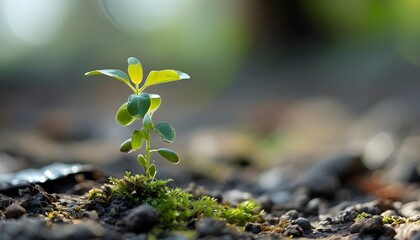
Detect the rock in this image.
<box><xmin>280</xmin><ymin>209</ymin><xmax>299</xmax><ymax>221</ymax></box>
<box><xmin>292</xmin><ymin>217</ymin><xmax>311</xmax><ymax>232</ymax></box>
<box><xmin>333</xmin><ymin>209</ymin><xmax>357</xmax><ymax>224</ymax></box>
<box><xmin>223</xmin><ymin>190</ymin><xmax>252</xmax><ymax>206</ymax></box>
<box><xmin>297</xmin><ymin>154</ymin><xmax>366</xmax><ymax>196</ymax></box>
<box><xmin>124</xmin><ymin>205</ymin><xmax>159</xmax><ymax>233</ymax></box>
<box><xmin>196</xmin><ymin>218</ymin><xmax>227</xmax><ymax>237</ymax></box>
<box><xmin>284</xmin><ymin>224</ymin><xmax>304</xmax><ymax>237</ymax></box>
<box><xmin>4</xmin><ymin>203</ymin><xmax>26</xmax><ymax>219</ymax></box>
<box><xmin>350</xmin><ymin>216</ymin><xmax>396</xmax><ymax>239</ymax></box>
<box><xmin>411</xmin><ymin>231</ymin><xmax>420</xmax><ymax>240</ymax></box>
<box><xmin>304</xmin><ymin>198</ymin><xmax>324</xmax><ymax>216</ymax></box>
<box><xmin>244</xmin><ymin>222</ymin><xmax>262</xmax><ymax>234</ymax></box>
<box><xmin>400</xmin><ymin>201</ymin><xmax>420</xmax><ymax>218</ymax></box>
<box><xmin>79</xmin><ymin>210</ymin><xmax>98</xmax><ymax>221</ymax></box>
<box><xmin>0</xmin><ymin>194</ymin><xmax>12</xmax><ymax>210</ymax></box>
<box><xmin>256</xmin><ymin>194</ymin><xmax>274</xmax><ymax>212</ymax></box>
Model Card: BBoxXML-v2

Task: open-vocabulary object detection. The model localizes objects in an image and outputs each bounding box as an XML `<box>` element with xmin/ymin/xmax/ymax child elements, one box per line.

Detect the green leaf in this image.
<box><xmin>127</xmin><ymin>57</ymin><xmax>143</xmax><ymax>85</ymax></box>
<box><xmin>153</xmin><ymin>121</ymin><xmax>176</xmax><ymax>143</ymax></box>
<box><xmin>143</xmin><ymin>113</ymin><xmax>152</xmax><ymax>129</ymax></box>
<box><xmin>144</xmin><ymin>70</ymin><xmax>190</xmax><ymax>89</ymax></box>
<box><xmin>149</xmin><ymin>94</ymin><xmax>161</xmax><ymax>114</ymax></box>
<box><xmin>127</xmin><ymin>93</ymin><xmax>151</xmax><ymax>118</ymax></box>
<box><xmin>119</xmin><ymin>139</ymin><xmax>132</xmax><ymax>153</ymax></box>
<box><xmin>157</xmin><ymin>148</ymin><xmax>179</xmax><ymax>164</ymax></box>
<box><xmin>85</xmin><ymin>69</ymin><xmax>134</xmax><ymax>90</ymax></box>
<box><xmin>137</xmin><ymin>154</ymin><xmax>147</xmax><ymax>169</ymax></box>
<box><xmin>115</xmin><ymin>102</ymin><xmax>135</xmax><ymax>126</ymax></box>
<box><xmin>131</xmin><ymin>130</ymin><xmax>144</xmax><ymax>151</ymax></box>
<box><xmin>149</xmin><ymin>164</ymin><xmax>157</xmax><ymax>178</ymax></box>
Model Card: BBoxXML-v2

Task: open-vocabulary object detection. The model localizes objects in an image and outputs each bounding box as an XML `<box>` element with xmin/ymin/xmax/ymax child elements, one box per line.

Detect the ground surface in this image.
<box><xmin>0</xmin><ymin>161</ymin><xmax>419</xmax><ymax>240</ymax></box>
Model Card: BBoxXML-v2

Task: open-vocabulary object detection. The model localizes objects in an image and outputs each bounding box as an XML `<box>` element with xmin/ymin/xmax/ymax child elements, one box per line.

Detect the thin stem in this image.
<box><xmin>145</xmin><ymin>128</ymin><xmax>151</xmax><ymax>178</ymax></box>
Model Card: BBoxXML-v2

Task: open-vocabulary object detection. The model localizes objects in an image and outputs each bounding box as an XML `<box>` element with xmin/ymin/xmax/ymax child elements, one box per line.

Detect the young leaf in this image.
<box><xmin>115</xmin><ymin>102</ymin><xmax>135</xmax><ymax>126</ymax></box>
<box><xmin>153</xmin><ymin>121</ymin><xmax>176</xmax><ymax>143</ymax></box>
<box><xmin>85</xmin><ymin>69</ymin><xmax>135</xmax><ymax>92</ymax></box>
<box><xmin>149</xmin><ymin>94</ymin><xmax>161</xmax><ymax>114</ymax></box>
<box><xmin>119</xmin><ymin>139</ymin><xmax>132</xmax><ymax>153</ymax></box>
<box><xmin>157</xmin><ymin>148</ymin><xmax>179</xmax><ymax>164</ymax></box>
<box><xmin>143</xmin><ymin>70</ymin><xmax>190</xmax><ymax>89</ymax></box>
<box><xmin>149</xmin><ymin>164</ymin><xmax>157</xmax><ymax>178</ymax></box>
<box><xmin>131</xmin><ymin>130</ymin><xmax>144</xmax><ymax>151</ymax></box>
<box><xmin>127</xmin><ymin>93</ymin><xmax>151</xmax><ymax>118</ymax></box>
<box><xmin>137</xmin><ymin>154</ymin><xmax>147</xmax><ymax>169</ymax></box>
<box><xmin>143</xmin><ymin>113</ymin><xmax>152</xmax><ymax>129</ymax></box>
<box><xmin>127</xmin><ymin>57</ymin><xmax>143</xmax><ymax>85</ymax></box>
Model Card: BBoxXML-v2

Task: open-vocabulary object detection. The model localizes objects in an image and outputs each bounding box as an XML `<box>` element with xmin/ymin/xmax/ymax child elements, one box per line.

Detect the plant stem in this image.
<box><xmin>145</xmin><ymin>128</ymin><xmax>151</xmax><ymax>178</ymax></box>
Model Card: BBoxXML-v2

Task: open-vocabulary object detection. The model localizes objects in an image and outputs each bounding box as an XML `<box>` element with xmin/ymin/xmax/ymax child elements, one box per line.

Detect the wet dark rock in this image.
<box><xmin>284</xmin><ymin>224</ymin><xmax>304</xmax><ymax>237</ymax></box>
<box><xmin>124</xmin><ymin>205</ymin><xmax>159</xmax><ymax>233</ymax></box>
<box><xmin>4</xmin><ymin>202</ymin><xmax>26</xmax><ymax>219</ymax></box>
<box><xmin>333</xmin><ymin>209</ymin><xmax>357</xmax><ymax>224</ymax></box>
<box><xmin>400</xmin><ymin>201</ymin><xmax>420</xmax><ymax>218</ymax></box>
<box><xmin>196</xmin><ymin>218</ymin><xmax>227</xmax><ymax>237</ymax></box>
<box><xmin>244</xmin><ymin>222</ymin><xmax>262</xmax><ymax>234</ymax></box>
<box><xmin>350</xmin><ymin>216</ymin><xmax>396</xmax><ymax>239</ymax></box>
<box><xmin>292</xmin><ymin>217</ymin><xmax>311</xmax><ymax>232</ymax></box>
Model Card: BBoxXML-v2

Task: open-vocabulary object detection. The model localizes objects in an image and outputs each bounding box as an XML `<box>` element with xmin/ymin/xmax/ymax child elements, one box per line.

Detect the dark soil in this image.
<box><xmin>0</xmin><ymin>160</ymin><xmax>419</xmax><ymax>240</ymax></box>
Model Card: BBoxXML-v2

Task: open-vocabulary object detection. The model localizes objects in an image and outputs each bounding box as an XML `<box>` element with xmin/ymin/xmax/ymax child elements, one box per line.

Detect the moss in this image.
<box><xmin>87</xmin><ymin>172</ymin><xmax>261</xmax><ymax>230</ymax></box>
<box><xmin>382</xmin><ymin>215</ymin><xmax>407</xmax><ymax>225</ymax></box>
<box><xmin>354</xmin><ymin>212</ymin><xmax>371</xmax><ymax>222</ymax></box>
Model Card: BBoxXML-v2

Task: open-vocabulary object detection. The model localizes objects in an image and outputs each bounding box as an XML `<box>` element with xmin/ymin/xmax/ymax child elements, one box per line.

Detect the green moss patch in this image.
<box><xmin>87</xmin><ymin>172</ymin><xmax>261</xmax><ymax>230</ymax></box>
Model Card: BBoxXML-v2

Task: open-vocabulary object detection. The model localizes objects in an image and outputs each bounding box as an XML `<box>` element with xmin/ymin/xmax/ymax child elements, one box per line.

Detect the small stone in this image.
<box><xmin>333</xmin><ymin>209</ymin><xmax>357</xmax><ymax>224</ymax></box>
<box><xmin>280</xmin><ymin>209</ymin><xmax>299</xmax><ymax>221</ymax></box>
<box><xmin>304</xmin><ymin>198</ymin><xmax>322</xmax><ymax>215</ymax></box>
<box><xmin>292</xmin><ymin>217</ymin><xmax>311</xmax><ymax>232</ymax></box>
<box><xmin>80</xmin><ymin>210</ymin><xmax>98</xmax><ymax>221</ymax></box>
<box><xmin>401</xmin><ymin>201</ymin><xmax>420</xmax><ymax>218</ymax></box>
<box><xmin>284</xmin><ymin>224</ymin><xmax>303</xmax><ymax>237</ymax></box>
<box><xmin>4</xmin><ymin>203</ymin><xmax>26</xmax><ymax>219</ymax></box>
<box><xmin>257</xmin><ymin>195</ymin><xmax>274</xmax><ymax>212</ymax></box>
<box><xmin>350</xmin><ymin>216</ymin><xmax>396</xmax><ymax>239</ymax></box>
<box><xmin>124</xmin><ymin>205</ymin><xmax>159</xmax><ymax>233</ymax></box>
<box><xmin>244</xmin><ymin>222</ymin><xmax>262</xmax><ymax>234</ymax></box>
<box><xmin>196</xmin><ymin>218</ymin><xmax>226</xmax><ymax>237</ymax></box>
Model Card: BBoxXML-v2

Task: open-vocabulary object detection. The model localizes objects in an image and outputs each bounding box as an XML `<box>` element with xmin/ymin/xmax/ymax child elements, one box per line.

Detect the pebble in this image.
<box><xmin>350</xmin><ymin>216</ymin><xmax>396</xmax><ymax>239</ymax></box>
<box><xmin>79</xmin><ymin>210</ymin><xmax>99</xmax><ymax>221</ymax></box>
<box><xmin>284</xmin><ymin>224</ymin><xmax>303</xmax><ymax>237</ymax></box>
<box><xmin>124</xmin><ymin>205</ymin><xmax>159</xmax><ymax>233</ymax></box>
<box><xmin>4</xmin><ymin>203</ymin><xmax>26</xmax><ymax>219</ymax></box>
<box><xmin>196</xmin><ymin>218</ymin><xmax>227</xmax><ymax>237</ymax></box>
<box><xmin>333</xmin><ymin>209</ymin><xmax>357</xmax><ymax>224</ymax></box>
<box><xmin>400</xmin><ymin>201</ymin><xmax>420</xmax><ymax>218</ymax></box>
<box><xmin>298</xmin><ymin>154</ymin><xmax>366</xmax><ymax>196</ymax></box>
<box><xmin>304</xmin><ymin>198</ymin><xmax>324</xmax><ymax>216</ymax></box>
<box><xmin>292</xmin><ymin>217</ymin><xmax>312</xmax><ymax>232</ymax></box>
<box><xmin>280</xmin><ymin>209</ymin><xmax>299</xmax><ymax>221</ymax></box>
<box><xmin>244</xmin><ymin>222</ymin><xmax>262</xmax><ymax>234</ymax></box>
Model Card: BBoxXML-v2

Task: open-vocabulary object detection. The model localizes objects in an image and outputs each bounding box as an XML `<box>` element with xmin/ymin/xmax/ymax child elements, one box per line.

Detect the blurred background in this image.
<box><xmin>1</xmin><ymin>0</ymin><xmax>420</xmax><ymax>189</ymax></box>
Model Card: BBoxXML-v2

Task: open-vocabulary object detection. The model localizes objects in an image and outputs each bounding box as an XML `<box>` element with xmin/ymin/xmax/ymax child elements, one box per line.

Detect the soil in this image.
<box><xmin>0</xmin><ymin>160</ymin><xmax>419</xmax><ymax>240</ymax></box>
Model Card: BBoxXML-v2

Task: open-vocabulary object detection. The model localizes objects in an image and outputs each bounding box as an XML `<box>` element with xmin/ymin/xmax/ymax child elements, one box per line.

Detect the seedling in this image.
<box><xmin>85</xmin><ymin>57</ymin><xmax>190</xmax><ymax>179</ymax></box>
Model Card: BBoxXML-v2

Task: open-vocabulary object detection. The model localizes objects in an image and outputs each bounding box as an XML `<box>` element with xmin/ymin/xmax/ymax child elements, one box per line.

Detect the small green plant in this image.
<box><xmin>85</xmin><ymin>57</ymin><xmax>190</xmax><ymax>179</ymax></box>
